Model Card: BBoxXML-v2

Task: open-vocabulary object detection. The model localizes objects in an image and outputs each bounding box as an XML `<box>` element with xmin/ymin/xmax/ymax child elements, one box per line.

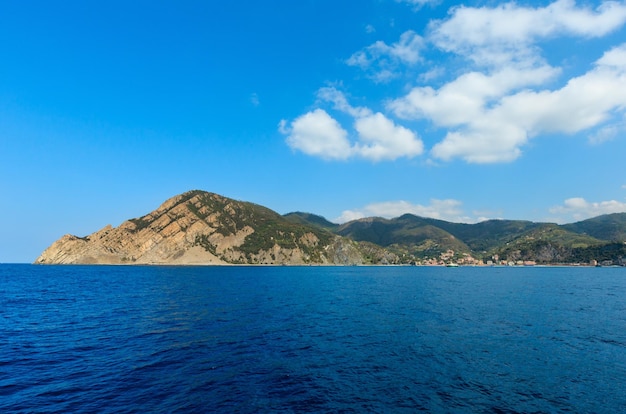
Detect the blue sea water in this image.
<box><xmin>1</xmin><ymin>265</ymin><xmax>625</xmax><ymax>413</ymax></box>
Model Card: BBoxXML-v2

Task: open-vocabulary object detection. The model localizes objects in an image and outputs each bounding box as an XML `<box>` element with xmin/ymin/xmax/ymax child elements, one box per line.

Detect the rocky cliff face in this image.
<box><xmin>35</xmin><ymin>190</ymin><xmax>386</xmax><ymax>265</ymax></box>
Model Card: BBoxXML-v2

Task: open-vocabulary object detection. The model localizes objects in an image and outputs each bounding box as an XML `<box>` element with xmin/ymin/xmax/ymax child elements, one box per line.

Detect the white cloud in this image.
<box><xmin>250</xmin><ymin>93</ymin><xmax>260</xmax><ymax>106</ymax></box>
<box><xmin>281</xmin><ymin>109</ymin><xmax>353</xmax><ymax>160</ymax></box>
<box><xmin>383</xmin><ymin>30</ymin><xmax>424</xmax><ymax>64</ymax></box>
<box><xmin>550</xmin><ymin>197</ymin><xmax>626</xmax><ymax>222</ymax></box>
<box><xmin>431</xmin><ymin>127</ymin><xmax>525</xmax><ymax>163</ymax></box>
<box><xmin>389</xmin><ymin>65</ymin><xmax>560</xmax><ymax>126</ymax></box>
<box><xmin>345</xmin><ymin>50</ymin><xmax>369</xmax><ymax>69</ymax></box>
<box><xmin>335</xmin><ymin>210</ymin><xmax>367</xmax><ymax>223</ymax></box>
<box><xmin>419</xmin><ymin>66</ymin><xmax>445</xmax><ymax>82</ymax></box>
<box><xmin>285</xmin><ymin>0</ymin><xmax>626</xmax><ymax>165</ymax></box>
<box><xmin>354</xmin><ymin>113</ymin><xmax>423</xmax><ymax>161</ymax></box>
<box><xmin>598</xmin><ymin>42</ymin><xmax>626</xmax><ymax>67</ymax></box>
<box><xmin>365</xmin><ymin>24</ymin><xmax>376</xmax><ymax>34</ymax></box>
<box><xmin>588</xmin><ymin>123</ymin><xmax>622</xmax><ymax>145</ymax></box>
<box><xmin>429</xmin><ymin>0</ymin><xmax>626</xmax><ymax>67</ymax></box>
<box><xmin>371</xmin><ymin>69</ymin><xmax>398</xmax><ymax>83</ymax></box>
<box><xmin>317</xmin><ymin>87</ymin><xmax>372</xmax><ymax>118</ymax></box>
<box><xmin>397</xmin><ymin>0</ymin><xmax>439</xmax><ymax>9</ymax></box>
<box><xmin>335</xmin><ymin>199</ymin><xmax>474</xmax><ymax>223</ymax></box>
<box><xmin>281</xmin><ymin>88</ymin><xmax>424</xmax><ymax>162</ymax></box>
<box><xmin>347</xmin><ymin>30</ymin><xmax>424</xmax><ymax>81</ymax></box>
<box><xmin>389</xmin><ymin>43</ymin><xmax>626</xmax><ymax>163</ymax></box>
<box><xmin>348</xmin><ymin>30</ymin><xmax>423</xmax><ymax>66</ymax></box>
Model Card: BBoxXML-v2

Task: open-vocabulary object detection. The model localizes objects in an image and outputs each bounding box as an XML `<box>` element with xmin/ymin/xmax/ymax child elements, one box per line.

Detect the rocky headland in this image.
<box><xmin>35</xmin><ymin>190</ymin><xmax>392</xmax><ymax>265</ymax></box>
<box><xmin>36</xmin><ymin>190</ymin><xmax>626</xmax><ymax>266</ymax></box>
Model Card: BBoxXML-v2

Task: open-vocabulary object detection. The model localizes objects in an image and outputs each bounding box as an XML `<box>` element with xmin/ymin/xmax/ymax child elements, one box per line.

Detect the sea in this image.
<box><xmin>1</xmin><ymin>264</ymin><xmax>625</xmax><ymax>413</ymax></box>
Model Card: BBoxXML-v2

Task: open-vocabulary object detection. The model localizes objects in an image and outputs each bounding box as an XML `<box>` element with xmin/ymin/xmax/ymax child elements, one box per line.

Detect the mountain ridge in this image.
<box><xmin>35</xmin><ymin>190</ymin><xmax>394</xmax><ymax>265</ymax></box>
<box><xmin>36</xmin><ymin>190</ymin><xmax>626</xmax><ymax>265</ymax></box>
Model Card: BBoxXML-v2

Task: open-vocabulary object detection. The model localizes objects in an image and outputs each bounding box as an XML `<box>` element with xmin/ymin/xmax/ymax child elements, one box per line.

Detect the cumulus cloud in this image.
<box><xmin>354</xmin><ymin>113</ymin><xmax>423</xmax><ymax>161</ymax></box>
<box><xmin>280</xmin><ymin>88</ymin><xmax>424</xmax><ymax>162</ymax></box>
<box><xmin>284</xmin><ymin>0</ymin><xmax>626</xmax><ymax>165</ymax></box>
<box><xmin>389</xmin><ymin>43</ymin><xmax>626</xmax><ymax>163</ymax></box>
<box><xmin>334</xmin><ymin>199</ymin><xmax>474</xmax><ymax>223</ymax></box>
<box><xmin>389</xmin><ymin>65</ymin><xmax>560</xmax><ymax>126</ymax></box>
<box><xmin>429</xmin><ymin>0</ymin><xmax>626</xmax><ymax>67</ymax></box>
<box><xmin>281</xmin><ymin>109</ymin><xmax>352</xmax><ymax>160</ymax></box>
<box><xmin>550</xmin><ymin>197</ymin><xmax>626</xmax><ymax>222</ymax></box>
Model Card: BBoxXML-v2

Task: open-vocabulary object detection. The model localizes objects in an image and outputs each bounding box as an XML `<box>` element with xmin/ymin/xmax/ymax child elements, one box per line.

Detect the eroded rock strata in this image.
<box><xmin>35</xmin><ymin>190</ymin><xmax>385</xmax><ymax>265</ymax></box>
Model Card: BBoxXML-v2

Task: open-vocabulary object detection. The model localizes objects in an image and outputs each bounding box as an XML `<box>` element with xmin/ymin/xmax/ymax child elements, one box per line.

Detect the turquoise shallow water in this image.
<box><xmin>1</xmin><ymin>264</ymin><xmax>625</xmax><ymax>412</ymax></box>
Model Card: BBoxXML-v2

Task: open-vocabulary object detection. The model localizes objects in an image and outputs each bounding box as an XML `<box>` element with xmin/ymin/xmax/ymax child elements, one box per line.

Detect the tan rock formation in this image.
<box><xmin>35</xmin><ymin>190</ymin><xmax>374</xmax><ymax>265</ymax></box>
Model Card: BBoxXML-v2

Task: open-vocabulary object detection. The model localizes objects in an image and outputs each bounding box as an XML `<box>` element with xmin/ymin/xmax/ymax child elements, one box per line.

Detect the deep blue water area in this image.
<box><xmin>1</xmin><ymin>264</ymin><xmax>625</xmax><ymax>413</ymax></box>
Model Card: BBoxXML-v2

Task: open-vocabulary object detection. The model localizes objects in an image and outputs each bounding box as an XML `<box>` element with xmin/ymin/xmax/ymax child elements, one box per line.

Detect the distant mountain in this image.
<box><xmin>335</xmin><ymin>213</ymin><xmax>625</xmax><ymax>265</ymax></box>
<box><xmin>35</xmin><ymin>190</ymin><xmax>626</xmax><ymax>265</ymax></box>
<box><xmin>336</xmin><ymin>215</ymin><xmax>471</xmax><ymax>259</ymax></box>
<box><xmin>491</xmin><ymin>223</ymin><xmax>608</xmax><ymax>263</ymax></box>
<box><xmin>283</xmin><ymin>212</ymin><xmax>339</xmax><ymax>230</ymax></box>
<box><xmin>430</xmin><ymin>218</ymin><xmax>542</xmax><ymax>253</ymax></box>
<box><xmin>35</xmin><ymin>190</ymin><xmax>391</xmax><ymax>265</ymax></box>
<box><xmin>562</xmin><ymin>213</ymin><xmax>626</xmax><ymax>242</ymax></box>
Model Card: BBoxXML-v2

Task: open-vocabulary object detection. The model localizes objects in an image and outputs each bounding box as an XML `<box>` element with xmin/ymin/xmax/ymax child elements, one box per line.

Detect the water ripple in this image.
<box><xmin>1</xmin><ymin>264</ymin><xmax>625</xmax><ymax>412</ymax></box>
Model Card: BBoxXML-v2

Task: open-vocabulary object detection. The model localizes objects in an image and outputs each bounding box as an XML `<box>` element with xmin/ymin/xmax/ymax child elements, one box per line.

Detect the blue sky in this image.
<box><xmin>2</xmin><ymin>0</ymin><xmax>626</xmax><ymax>262</ymax></box>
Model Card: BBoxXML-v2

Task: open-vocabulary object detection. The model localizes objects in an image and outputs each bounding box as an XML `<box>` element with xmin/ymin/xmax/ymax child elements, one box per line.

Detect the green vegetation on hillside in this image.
<box><xmin>563</xmin><ymin>213</ymin><xmax>626</xmax><ymax>242</ymax></box>
<box><xmin>71</xmin><ymin>190</ymin><xmax>626</xmax><ymax>266</ymax></box>
<box><xmin>283</xmin><ymin>212</ymin><xmax>339</xmax><ymax>230</ymax></box>
<box><xmin>333</xmin><ymin>212</ymin><xmax>626</xmax><ymax>265</ymax></box>
<box><xmin>183</xmin><ymin>191</ymin><xmax>335</xmax><ymax>263</ymax></box>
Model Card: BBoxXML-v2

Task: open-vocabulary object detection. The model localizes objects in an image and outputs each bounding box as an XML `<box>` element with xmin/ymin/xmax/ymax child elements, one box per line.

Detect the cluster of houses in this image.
<box><xmin>590</xmin><ymin>258</ymin><xmax>626</xmax><ymax>267</ymax></box>
<box><xmin>415</xmin><ymin>250</ymin><xmax>608</xmax><ymax>266</ymax></box>
<box><xmin>414</xmin><ymin>250</ymin><xmax>625</xmax><ymax>266</ymax></box>
<box><xmin>416</xmin><ymin>250</ymin><xmax>486</xmax><ymax>266</ymax></box>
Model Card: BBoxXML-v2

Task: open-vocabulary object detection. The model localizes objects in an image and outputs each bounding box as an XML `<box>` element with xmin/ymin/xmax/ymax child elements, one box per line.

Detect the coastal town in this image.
<box><xmin>415</xmin><ymin>250</ymin><xmax>626</xmax><ymax>267</ymax></box>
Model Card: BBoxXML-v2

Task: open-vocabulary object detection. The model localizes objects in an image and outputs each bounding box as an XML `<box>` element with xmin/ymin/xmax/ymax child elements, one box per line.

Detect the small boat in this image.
<box><xmin>446</xmin><ymin>263</ymin><xmax>459</xmax><ymax>267</ymax></box>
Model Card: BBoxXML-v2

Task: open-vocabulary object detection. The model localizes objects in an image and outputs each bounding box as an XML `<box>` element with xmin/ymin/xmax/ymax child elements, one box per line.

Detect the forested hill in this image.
<box><xmin>292</xmin><ymin>212</ymin><xmax>626</xmax><ymax>265</ymax></box>
<box><xmin>35</xmin><ymin>191</ymin><xmax>626</xmax><ymax>265</ymax></box>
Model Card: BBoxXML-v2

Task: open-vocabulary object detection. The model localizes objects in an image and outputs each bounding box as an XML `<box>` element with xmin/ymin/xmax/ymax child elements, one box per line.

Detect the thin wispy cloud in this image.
<box><xmin>396</xmin><ymin>0</ymin><xmax>440</xmax><ymax>10</ymax></box>
<box><xmin>588</xmin><ymin>124</ymin><xmax>621</xmax><ymax>145</ymax></box>
<box><xmin>346</xmin><ymin>30</ymin><xmax>424</xmax><ymax>82</ymax></box>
